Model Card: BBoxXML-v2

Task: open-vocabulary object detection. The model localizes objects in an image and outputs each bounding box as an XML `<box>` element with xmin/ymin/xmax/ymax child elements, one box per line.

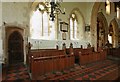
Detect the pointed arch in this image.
<box><xmin>97</xmin><ymin>12</ymin><xmax>108</xmax><ymax>47</ymax></box>
<box><xmin>30</xmin><ymin>2</ymin><xmax>56</xmax><ymax>40</ymax></box>
<box><xmin>91</xmin><ymin>2</ymin><xmax>116</xmax><ymax>50</ymax></box>
<box><xmin>109</xmin><ymin>18</ymin><xmax>119</xmax><ymax>47</ymax></box>
<box><xmin>69</xmin><ymin>8</ymin><xmax>85</xmax><ymax>40</ymax></box>
<box><xmin>91</xmin><ymin>2</ymin><xmax>102</xmax><ymax>50</ymax></box>
<box><xmin>8</xmin><ymin>30</ymin><xmax>24</xmax><ymax>64</ymax></box>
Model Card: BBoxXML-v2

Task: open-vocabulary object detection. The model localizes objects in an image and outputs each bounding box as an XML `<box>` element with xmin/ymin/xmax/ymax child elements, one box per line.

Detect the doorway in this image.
<box><xmin>109</xmin><ymin>19</ymin><xmax>119</xmax><ymax>48</ymax></box>
<box><xmin>8</xmin><ymin>31</ymin><xmax>24</xmax><ymax>64</ymax></box>
<box><xmin>97</xmin><ymin>12</ymin><xmax>108</xmax><ymax>49</ymax></box>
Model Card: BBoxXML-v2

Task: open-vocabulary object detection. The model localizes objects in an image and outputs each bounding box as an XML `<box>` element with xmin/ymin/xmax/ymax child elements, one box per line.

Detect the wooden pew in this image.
<box><xmin>30</xmin><ymin>49</ymin><xmax>74</xmax><ymax>80</ymax></box>
<box><xmin>78</xmin><ymin>48</ymin><xmax>107</xmax><ymax>65</ymax></box>
<box><xmin>26</xmin><ymin>48</ymin><xmax>58</xmax><ymax>67</ymax></box>
<box><xmin>110</xmin><ymin>48</ymin><xmax>120</xmax><ymax>58</ymax></box>
<box><xmin>107</xmin><ymin>48</ymin><xmax>120</xmax><ymax>58</ymax></box>
<box><xmin>27</xmin><ymin>49</ymin><xmax>64</xmax><ymax>72</ymax></box>
<box><xmin>73</xmin><ymin>47</ymin><xmax>94</xmax><ymax>63</ymax></box>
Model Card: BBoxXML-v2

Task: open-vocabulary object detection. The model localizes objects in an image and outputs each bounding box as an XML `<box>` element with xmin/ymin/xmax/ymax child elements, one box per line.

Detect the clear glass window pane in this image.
<box><xmin>30</xmin><ymin>9</ymin><xmax>42</xmax><ymax>39</ymax></box>
<box><xmin>49</xmin><ymin>21</ymin><xmax>55</xmax><ymax>39</ymax></box>
<box><xmin>70</xmin><ymin>18</ymin><xmax>73</xmax><ymax>39</ymax></box>
<box><xmin>43</xmin><ymin>11</ymin><xmax>48</xmax><ymax>37</ymax></box>
<box><xmin>74</xmin><ymin>19</ymin><xmax>77</xmax><ymax>39</ymax></box>
<box><xmin>30</xmin><ymin>4</ymin><xmax>56</xmax><ymax>40</ymax></box>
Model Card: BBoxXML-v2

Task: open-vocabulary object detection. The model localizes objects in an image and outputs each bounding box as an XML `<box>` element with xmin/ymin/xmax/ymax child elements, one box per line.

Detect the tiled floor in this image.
<box><xmin>4</xmin><ymin>63</ymin><xmax>30</xmax><ymax>81</ymax></box>
<box><xmin>36</xmin><ymin>60</ymin><xmax>120</xmax><ymax>80</ymax></box>
<box><xmin>2</xmin><ymin>60</ymin><xmax>120</xmax><ymax>81</ymax></box>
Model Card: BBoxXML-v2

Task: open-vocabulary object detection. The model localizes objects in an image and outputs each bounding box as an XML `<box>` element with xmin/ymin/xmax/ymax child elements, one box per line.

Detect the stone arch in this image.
<box><xmin>30</xmin><ymin>2</ymin><xmax>57</xmax><ymax>40</ymax></box>
<box><xmin>91</xmin><ymin>2</ymin><xmax>116</xmax><ymax>50</ymax></box>
<box><xmin>5</xmin><ymin>26</ymin><xmax>24</xmax><ymax>64</ymax></box>
<box><xmin>97</xmin><ymin>12</ymin><xmax>108</xmax><ymax>48</ymax></box>
<box><xmin>109</xmin><ymin>18</ymin><xmax>119</xmax><ymax>47</ymax></box>
<box><xmin>91</xmin><ymin>2</ymin><xmax>102</xmax><ymax>50</ymax></box>
<box><xmin>8</xmin><ymin>31</ymin><xmax>24</xmax><ymax>64</ymax></box>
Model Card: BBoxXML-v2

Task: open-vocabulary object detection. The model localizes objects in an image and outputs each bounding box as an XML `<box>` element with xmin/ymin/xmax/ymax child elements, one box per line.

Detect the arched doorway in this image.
<box><xmin>97</xmin><ymin>12</ymin><xmax>108</xmax><ymax>48</ymax></box>
<box><xmin>108</xmin><ymin>19</ymin><xmax>119</xmax><ymax>48</ymax></box>
<box><xmin>8</xmin><ymin>31</ymin><xmax>24</xmax><ymax>64</ymax></box>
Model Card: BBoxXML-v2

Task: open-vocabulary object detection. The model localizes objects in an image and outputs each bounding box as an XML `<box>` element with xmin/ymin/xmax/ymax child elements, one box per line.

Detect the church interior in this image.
<box><xmin>0</xmin><ymin>0</ymin><xmax>120</xmax><ymax>81</ymax></box>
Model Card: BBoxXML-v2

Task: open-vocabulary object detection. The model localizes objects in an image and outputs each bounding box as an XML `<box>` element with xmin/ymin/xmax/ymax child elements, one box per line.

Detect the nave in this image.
<box><xmin>1</xmin><ymin>0</ymin><xmax>120</xmax><ymax>81</ymax></box>
<box><xmin>2</xmin><ymin>45</ymin><xmax>120</xmax><ymax>81</ymax></box>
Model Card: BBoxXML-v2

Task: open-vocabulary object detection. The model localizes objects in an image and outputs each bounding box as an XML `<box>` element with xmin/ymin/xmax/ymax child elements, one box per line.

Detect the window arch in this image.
<box><xmin>70</xmin><ymin>13</ymin><xmax>78</xmax><ymax>40</ymax></box>
<box><xmin>30</xmin><ymin>3</ymin><xmax>56</xmax><ymax>40</ymax></box>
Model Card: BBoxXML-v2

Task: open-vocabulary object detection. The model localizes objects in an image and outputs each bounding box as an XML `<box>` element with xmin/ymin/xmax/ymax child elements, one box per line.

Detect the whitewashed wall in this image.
<box><xmin>29</xmin><ymin>39</ymin><xmax>89</xmax><ymax>50</ymax></box>
<box><xmin>2</xmin><ymin>2</ymin><xmax>30</xmax><ymax>26</ymax></box>
<box><xmin>2</xmin><ymin>2</ymin><xmax>30</xmax><ymax>64</ymax></box>
<box><xmin>59</xmin><ymin>2</ymin><xmax>94</xmax><ymax>46</ymax></box>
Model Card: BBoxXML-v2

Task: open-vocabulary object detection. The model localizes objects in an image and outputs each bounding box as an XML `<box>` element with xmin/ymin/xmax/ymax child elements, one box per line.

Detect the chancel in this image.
<box><xmin>1</xmin><ymin>0</ymin><xmax>120</xmax><ymax>81</ymax></box>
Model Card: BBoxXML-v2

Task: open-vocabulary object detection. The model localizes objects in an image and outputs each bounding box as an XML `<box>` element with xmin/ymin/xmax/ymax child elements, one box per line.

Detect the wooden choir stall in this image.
<box><xmin>26</xmin><ymin>43</ymin><xmax>120</xmax><ymax>80</ymax></box>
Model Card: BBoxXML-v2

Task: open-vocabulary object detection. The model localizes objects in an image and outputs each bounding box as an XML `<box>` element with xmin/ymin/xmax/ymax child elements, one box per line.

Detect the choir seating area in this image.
<box><xmin>25</xmin><ymin>44</ymin><xmax>120</xmax><ymax>80</ymax></box>
<box><xmin>2</xmin><ymin>44</ymin><xmax>120</xmax><ymax>81</ymax></box>
<box><xmin>1</xmin><ymin>1</ymin><xmax>120</xmax><ymax>82</ymax></box>
<box><xmin>28</xmin><ymin>49</ymin><xmax>74</xmax><ymax>79</ymax></box>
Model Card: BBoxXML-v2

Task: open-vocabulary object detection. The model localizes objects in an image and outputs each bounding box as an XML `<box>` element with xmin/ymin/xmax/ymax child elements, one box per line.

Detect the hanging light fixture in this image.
<box><xmin>43</xmin><ymin>0</ymin><xmax>65</xmax><ymax>21</ymax></box>
<box><xmin>50</xmin><ymin>0</ymin><xmax>65</xmax><ymax>21</ymax></box>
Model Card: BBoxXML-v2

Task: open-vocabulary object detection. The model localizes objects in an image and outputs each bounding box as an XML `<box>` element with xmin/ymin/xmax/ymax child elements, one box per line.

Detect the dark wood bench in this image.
<box><xmin>109</xmin><ymin>48</ymin><xmax>120</xmax><ymax>58</ymax></box>
<box><xmin>78</xmin><ymin>48</ymin><xmax>107</xmax><ymax>65</ymax></box>
<box><xmin>29</xmin><ymin>49</ymin><xmax>74</xmax><ymax>79</ymax></box>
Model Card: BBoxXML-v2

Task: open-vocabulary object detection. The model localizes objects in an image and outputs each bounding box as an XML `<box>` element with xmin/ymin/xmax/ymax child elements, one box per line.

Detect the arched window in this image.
<box><xmin>117</xmin><ymin>7</ymin><xmax>120</xmax><ymax>19</ymax></box>
<box><xmin>106</xmin><ymin>0</ymin><xmax>110</xmax><ymax>15</ymax></box>
<box><xmin>30</xmin><ymin>4</ymin><xmax>55</xmax><ymax>40</ymax></box>
<box><xmin>70</xmin><ymin>13</ymin><xmax>78</xmax><ymax>40</ymax></box>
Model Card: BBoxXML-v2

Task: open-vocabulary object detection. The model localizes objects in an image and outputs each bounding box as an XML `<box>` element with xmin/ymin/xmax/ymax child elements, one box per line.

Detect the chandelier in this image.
<box><xmin>44</xmin><ymin>0</ymin><xmax>65</xmax><ymax>21</ymax></box>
